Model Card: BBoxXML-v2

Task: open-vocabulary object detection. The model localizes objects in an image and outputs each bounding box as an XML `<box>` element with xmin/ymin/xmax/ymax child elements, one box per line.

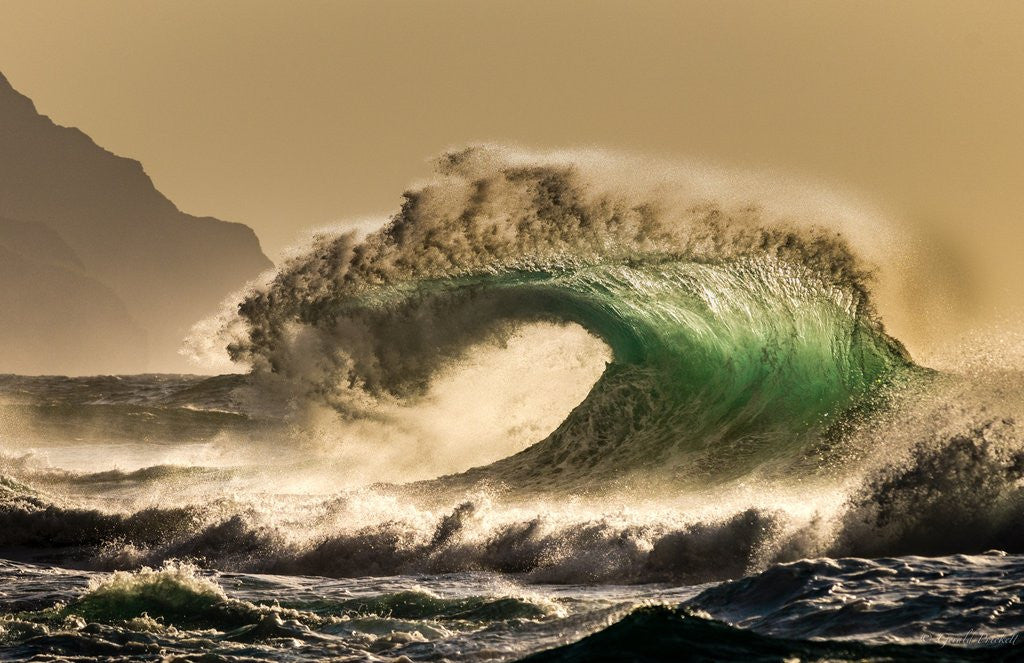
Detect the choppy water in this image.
<box><xmin>1</xmin><ymin>553</ymin><xmax>1021</xmax><ymax>661</ymax></box>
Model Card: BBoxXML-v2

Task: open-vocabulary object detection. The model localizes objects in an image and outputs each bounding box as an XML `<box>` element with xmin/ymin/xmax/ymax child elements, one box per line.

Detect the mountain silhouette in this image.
<box><xmin>0</xmin><ymin>72</ymin><xmax>271</xmax><ymax>374</ymax></box>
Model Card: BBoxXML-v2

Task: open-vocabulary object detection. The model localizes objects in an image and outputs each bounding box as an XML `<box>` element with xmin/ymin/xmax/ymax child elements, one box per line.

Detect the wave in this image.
<box><xmin>6</xmin><ymin>414</ymin><xmax>1024</xmax><ymax>583</ymax></box>
<box><xmin>0</xmin><ymin>373</ymin><xmax>244</xmax><ymax>409</ymax></box>
<box><xmin>199</xmin><ymin>145</ymin><xmax>914</xmax><ymax>490</ymax></box>
<box><xmin>1</xmin><ymin>563</ymin><xmax>340</xmax><ymax>659</ymax></box>
<box><xmin>688</xmin><ymin>551</ymin><xmax>1024</xmax><ymax>643</ymax></box>
<box><xmin>836</xmin><ymin>417</ymin><xmax>1024</xmax><ymax>557</ymax></box>
<box><xmin>62</xmin><ymin>563</ymin><xmax>553</xmax><ymax>628</ymax></box>
<box><xmin>0</xmin><ymin>561</ymin><xmax>570</xmax><ymax>661</ymax></box>
<box><xmin>521</xmin><ymin>605</ymin><xmax>1007</xmax><ymax>662</ymax></box>
<box><xmin>0</xmin><ymin>480</ymin><xmax>793</xmax><ymax>581</ymax></box>
<box><xmin>4</xmin><ymin>557</ymin><xmax>1019</xmax><ymax>662</ymax></box>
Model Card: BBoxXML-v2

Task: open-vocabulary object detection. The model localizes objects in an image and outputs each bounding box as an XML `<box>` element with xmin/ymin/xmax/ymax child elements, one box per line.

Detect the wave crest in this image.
<box><xmin>200</xmin><ymin>146</ymin><xmax>912</xmax><ymax>488</ymax></box>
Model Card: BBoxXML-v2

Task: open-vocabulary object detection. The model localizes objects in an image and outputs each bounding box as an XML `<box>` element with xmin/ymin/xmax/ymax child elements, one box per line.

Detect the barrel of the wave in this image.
<box><xmin>458</xmin><ymin>255</ymin><xmax>914</xmax><ymax>490</ymax></box>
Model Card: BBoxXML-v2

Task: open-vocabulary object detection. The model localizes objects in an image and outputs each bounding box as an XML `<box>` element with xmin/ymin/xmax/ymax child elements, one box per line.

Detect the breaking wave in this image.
<box><xmin>204</xmin><ymin>145</ymin><xmax>913</xmax><ymax>490</ymax></box>
<box><xmin>5</xmin><ymin>408</ymin><xmax>1024</xmax><ymax>584</ymax></box>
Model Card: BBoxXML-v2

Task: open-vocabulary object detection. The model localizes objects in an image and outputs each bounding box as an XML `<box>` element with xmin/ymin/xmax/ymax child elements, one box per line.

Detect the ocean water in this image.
<box><xmin>0</xmin><ymin>553</ymin><xmax>1021</xmax><ymax>661</ymax></box>
<box><xmin>2</xmin><ymin>147</ymin><xmax>1023</xmax><ymax>661</ymax></box>
<box><xmin>1</xmin><ymin>373</ymin><xmax>1022</xmax><ymax>661</ymax></box>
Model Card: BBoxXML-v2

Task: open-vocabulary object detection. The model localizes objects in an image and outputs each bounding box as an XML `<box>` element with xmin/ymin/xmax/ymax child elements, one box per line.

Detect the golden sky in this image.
<box><xmin>1</xmin><ymin>0</ymin><xmax>1022</xmax><ymax>348</ymax></box>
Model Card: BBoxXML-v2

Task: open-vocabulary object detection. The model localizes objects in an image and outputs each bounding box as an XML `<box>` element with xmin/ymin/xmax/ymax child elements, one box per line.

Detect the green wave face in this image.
<box><xmin>499</xmin><ymin>258</ymin><xmax>909</xmax><ymax>486</ymax></box>
<box><xmin>300</xmin><ymin>254</ymin><xmax>912</xmax><ymax>489</ymax></box>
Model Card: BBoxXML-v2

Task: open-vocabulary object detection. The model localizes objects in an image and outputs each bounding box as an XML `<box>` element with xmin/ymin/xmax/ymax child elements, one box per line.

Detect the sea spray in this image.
<box><xmin>202</xmin><ymin>146</ymin><xmax>912</xmax><ymax>490</ymax></box>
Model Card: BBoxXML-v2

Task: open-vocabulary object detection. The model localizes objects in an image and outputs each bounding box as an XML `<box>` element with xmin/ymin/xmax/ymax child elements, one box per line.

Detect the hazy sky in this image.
<box><xmin>1</xmin><ymin>0</ymin><xmax>1022</xmax><ymax>350</ymax></box>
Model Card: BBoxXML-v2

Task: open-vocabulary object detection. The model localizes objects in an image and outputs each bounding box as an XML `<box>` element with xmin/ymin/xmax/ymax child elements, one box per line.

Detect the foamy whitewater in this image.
<box><xmin>2</xmin><ymin>147</ymin><xmax>1023</xmax><ymax>661</ymax></box>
